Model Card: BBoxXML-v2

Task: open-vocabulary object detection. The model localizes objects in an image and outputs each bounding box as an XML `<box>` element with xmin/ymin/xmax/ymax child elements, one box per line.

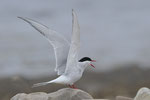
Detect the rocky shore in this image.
<box><xmin>10</xmin><ymin>87</ymin><xmax>150</xmax><ymax>100</ymax></box>
<box><xmin>1</xmin><ymin>66</ymin><xmax>150</xmax><ymax>100</ymax></box>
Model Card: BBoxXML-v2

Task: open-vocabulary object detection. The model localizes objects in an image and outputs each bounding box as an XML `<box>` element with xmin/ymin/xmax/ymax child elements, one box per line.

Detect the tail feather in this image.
<box><xmin>32</xmin><ymin>77</ymin><xmax>61</xmax><ymax>88</ymax></box>
<box><xmin>32</xmin><ymin>81</ymin><xmax>52</xmax><ymax>88</ymax></box>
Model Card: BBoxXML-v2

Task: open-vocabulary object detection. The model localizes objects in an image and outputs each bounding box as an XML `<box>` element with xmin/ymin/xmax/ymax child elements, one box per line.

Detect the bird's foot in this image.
<box><xmin>68</xmin><ymin>84</ymin><xmax>78</xmax><ymax>89</ymax></box>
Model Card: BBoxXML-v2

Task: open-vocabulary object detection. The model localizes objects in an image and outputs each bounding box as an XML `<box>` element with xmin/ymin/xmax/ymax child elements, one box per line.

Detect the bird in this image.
<box><xmin>18</xmin><ymin>10</ymin><xmax>96</xmax><ymax>89</ymax></box>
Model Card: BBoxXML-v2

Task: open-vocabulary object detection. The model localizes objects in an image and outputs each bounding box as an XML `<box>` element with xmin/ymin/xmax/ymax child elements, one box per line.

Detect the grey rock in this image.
<box><xmin>115</xmin><ymin>87</ymin><xmax>150</xmax><ymax>100</ymax></box>
<box><xmin>10</xmin><ymin>88</ymin><xmax>93</xmax><ymax>100</ymax></box>
<box><xmin>134</xmin><ymin>87</ymin><xmax>150</xmax><ymax>100</ymax></box>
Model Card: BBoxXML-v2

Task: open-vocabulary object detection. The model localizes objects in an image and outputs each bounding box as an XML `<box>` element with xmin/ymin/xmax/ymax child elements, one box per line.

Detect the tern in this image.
<box><xmin>18</xmin><ymin>10</ymin><xmax>96</xmax><ymax>89</ymax></box>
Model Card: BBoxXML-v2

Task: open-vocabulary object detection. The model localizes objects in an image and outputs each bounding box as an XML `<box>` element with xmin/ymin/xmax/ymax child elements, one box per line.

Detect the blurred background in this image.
<box><xmin>1</xmin><ymin>0</ymin><xmax>150</xmax><ymax>99</ymax></box>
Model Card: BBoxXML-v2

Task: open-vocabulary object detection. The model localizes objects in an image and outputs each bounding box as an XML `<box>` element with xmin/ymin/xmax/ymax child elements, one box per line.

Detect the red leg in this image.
<box><xmin>68</xmin><ymin>85</ymin><xmax>73</xmax><ymax>88</ymax></box>
<box><xmin>72</xmin><ymin>84</ymin><xmax>78</xmax><ymax>89</ymax></box>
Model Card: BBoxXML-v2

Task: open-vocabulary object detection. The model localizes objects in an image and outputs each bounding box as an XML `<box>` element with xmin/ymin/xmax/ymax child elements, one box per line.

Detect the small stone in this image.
<box><xmin>134</xmin><ymin>87</ymin><xmax>150</xmax><ymax>100</ymax></box>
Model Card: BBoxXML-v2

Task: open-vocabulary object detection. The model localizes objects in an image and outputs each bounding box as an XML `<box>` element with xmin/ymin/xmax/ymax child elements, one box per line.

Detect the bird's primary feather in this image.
<box><xmin>18</xmin><ymin>17</ymin><xmax>70</xmax><ymax>75</ymax></box>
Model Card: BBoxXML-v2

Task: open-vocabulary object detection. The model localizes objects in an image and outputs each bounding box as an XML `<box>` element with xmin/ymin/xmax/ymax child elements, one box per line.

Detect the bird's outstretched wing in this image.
<box><xmin>18</xmin><ymin>17</ymin><xmax>70</xmax><ymax>75</ymax></box>
<box><xmin>64</xmin><ymin>10</ymin><xmax>80</xmax><ymax>75</ymax></box>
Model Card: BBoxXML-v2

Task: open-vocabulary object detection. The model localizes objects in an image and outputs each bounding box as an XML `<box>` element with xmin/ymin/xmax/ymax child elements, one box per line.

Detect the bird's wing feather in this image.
<box><xmin>64</xmin><ymin>10</ymin><xmax>80</xmax><ymax>75</ymax></box>
<box><xmin>18</xmin><ymin>17</ymin><xmax>70</xmax><ymax>75</ymax></box>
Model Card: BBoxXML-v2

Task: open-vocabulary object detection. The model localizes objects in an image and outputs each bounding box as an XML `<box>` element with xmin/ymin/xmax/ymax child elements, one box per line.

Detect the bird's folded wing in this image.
<box><xmin>18</xmin><ymin>17</ymin><xmax>70</xmax><ymax>75</ymax></box>
<box><xmin>65</xmin><ymin>10</ymin><xmax>80</xmax><ymax>75</ymax></box>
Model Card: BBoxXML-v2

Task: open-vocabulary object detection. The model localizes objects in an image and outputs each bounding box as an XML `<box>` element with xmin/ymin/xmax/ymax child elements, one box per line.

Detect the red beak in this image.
<box><xmin>90</xmin><ymin>60</ymin><xmax>96</xmax><ymax>68</ymax></box>
<box><xmin>91</xmin><ymin>60</ymin><xmax>96</xmax><ymax>62</ymax></box>
<box><xmin>90</xmin><ymin>64</ymin><xmax>95</xmax><ymax>68</ymax></box>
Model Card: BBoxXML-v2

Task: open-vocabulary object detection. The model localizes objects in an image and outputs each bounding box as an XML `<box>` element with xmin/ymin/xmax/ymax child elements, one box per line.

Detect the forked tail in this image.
<box><xmin>32</xmin><ymin>81</ymin><xmax>53</xmax><ymax>88</ymax></box>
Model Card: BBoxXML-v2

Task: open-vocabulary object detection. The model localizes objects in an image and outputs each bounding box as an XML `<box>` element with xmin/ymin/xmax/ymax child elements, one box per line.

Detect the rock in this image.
<box><xmin>10</xmin><ymin>88</ymin><xmax>93</xmax><ymax>100</ymax></box>
<box><xmin>116</xmin><ymin>87</ymin><xmax>150</xmax><ymax>100</ymax></box>
<box><xmin>134</xmin><ymin>87</ymin><xmax>150</xmax><ymax>100</ymax></box>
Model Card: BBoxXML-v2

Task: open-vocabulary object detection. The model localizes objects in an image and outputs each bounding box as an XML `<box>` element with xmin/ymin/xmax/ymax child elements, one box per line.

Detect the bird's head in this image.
<box><xmin>79</xmin><ymin>57</ymin><xmax>96</xmax><ymax>68</ymax></box>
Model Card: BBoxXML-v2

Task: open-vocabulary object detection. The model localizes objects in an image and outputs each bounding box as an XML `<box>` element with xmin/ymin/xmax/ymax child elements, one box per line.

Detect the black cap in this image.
<box><xmin>79</xmin><ymin>57</ymin><xmax>92</xmax><ymax>62</ymax></box>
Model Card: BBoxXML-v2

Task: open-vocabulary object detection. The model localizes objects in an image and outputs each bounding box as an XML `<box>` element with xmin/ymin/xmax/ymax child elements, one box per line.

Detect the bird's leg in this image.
<box><xmin>72</xmin><ymin>84</ymin><xmax>78</xmax><ymax>89</ymax></box>
<box><xmin>68</xmin><ymin>85</ymin><xmax>73</xmax><ymax>88</ymax></box>
<box><xmin>68</xmin><ymin>84</ymin><xmax>78</xmax><ymax>89</ymax></box>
